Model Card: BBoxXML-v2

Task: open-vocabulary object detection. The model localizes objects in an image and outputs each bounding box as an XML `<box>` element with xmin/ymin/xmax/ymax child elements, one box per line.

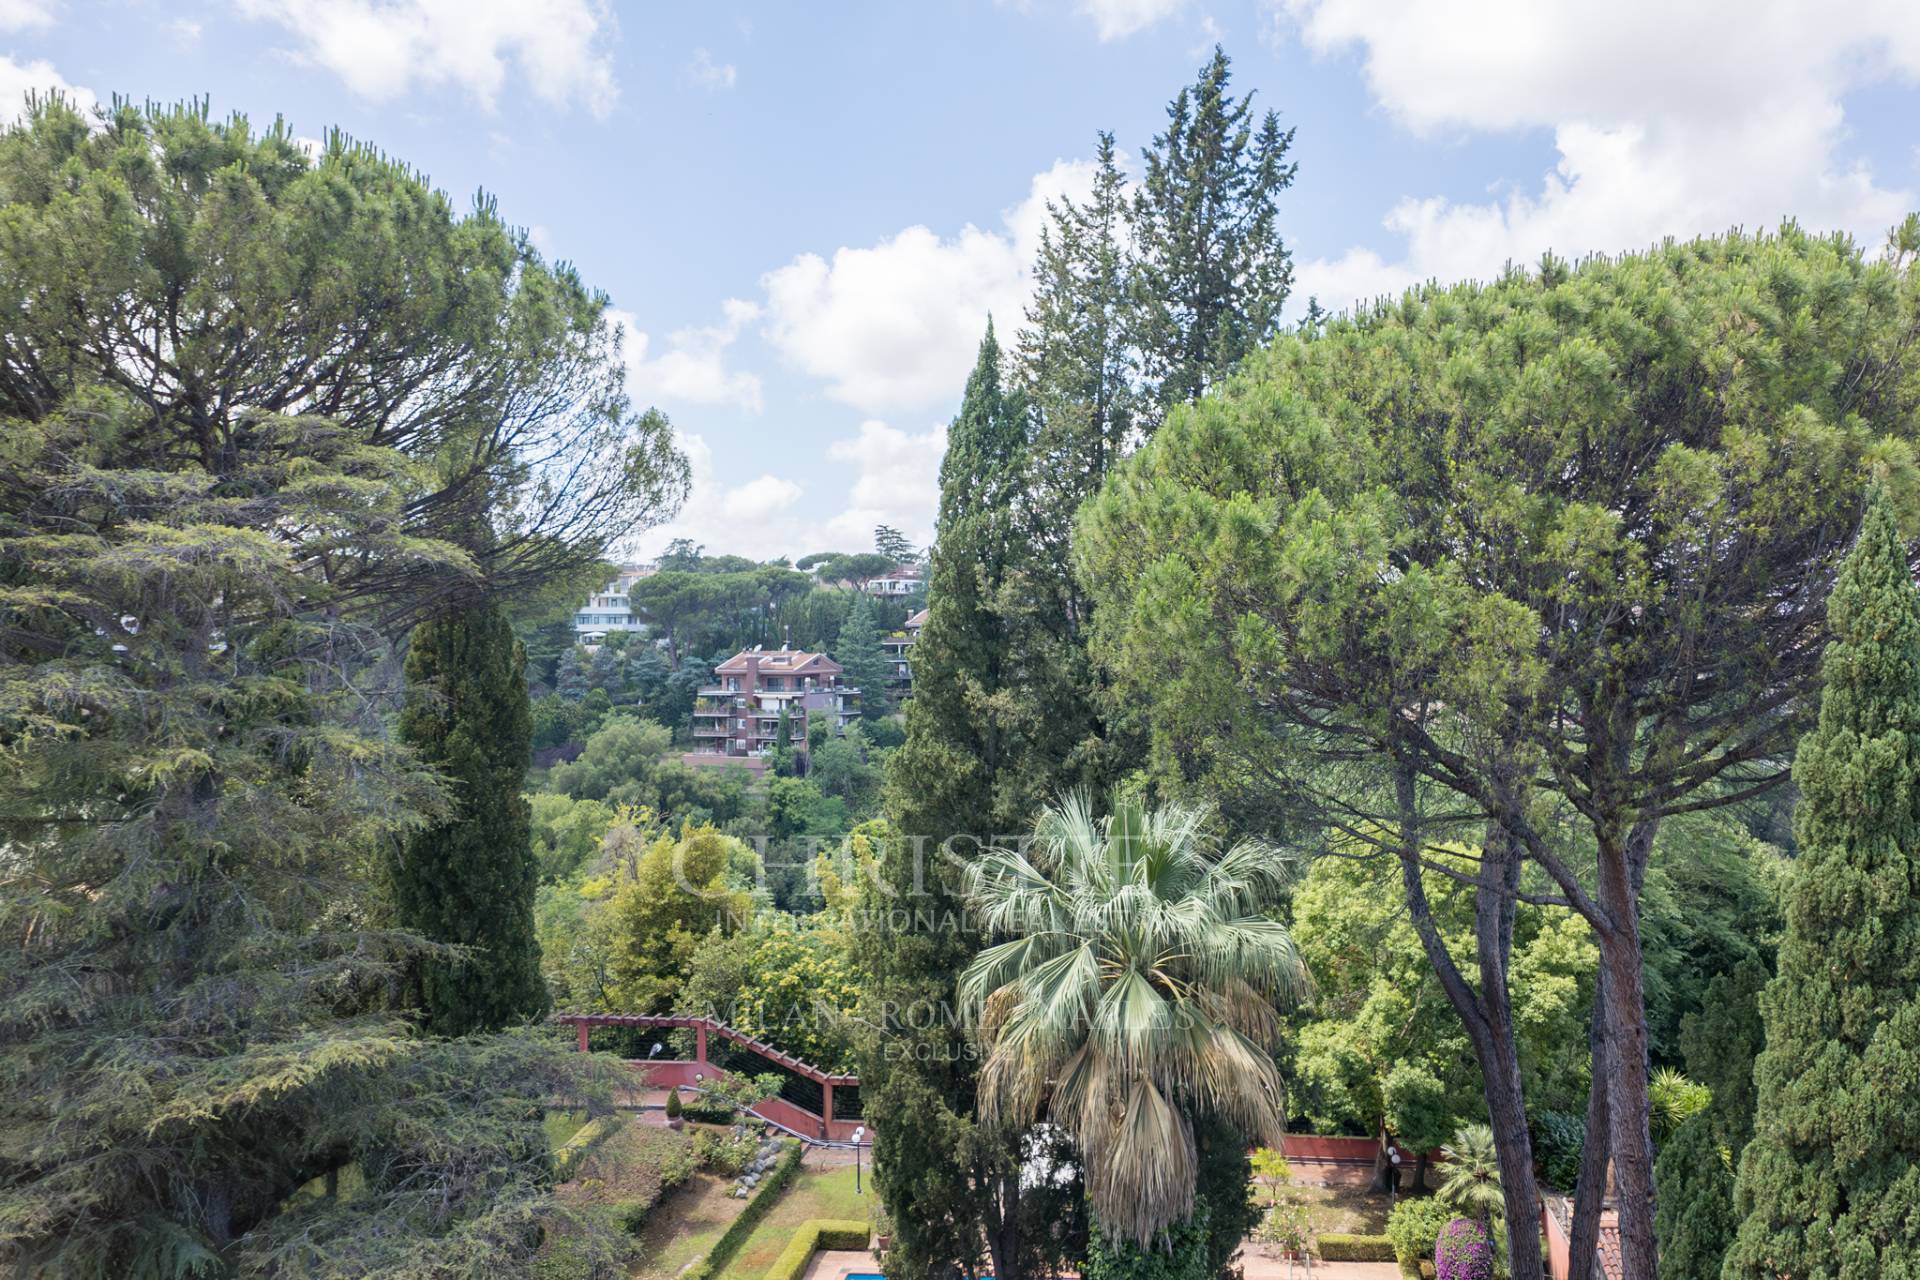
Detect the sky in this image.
<box><xmin>5</xmin><ymin>0</ymin><xmax>1920</xmax><ymax>562</ymax></box>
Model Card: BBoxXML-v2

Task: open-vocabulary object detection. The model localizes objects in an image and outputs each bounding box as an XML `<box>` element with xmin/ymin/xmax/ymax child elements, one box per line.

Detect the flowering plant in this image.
<box><xmin>1434</xmin><ymin>1217</ymin><xmax>1495</xmax><ymax>1280</ymax></box>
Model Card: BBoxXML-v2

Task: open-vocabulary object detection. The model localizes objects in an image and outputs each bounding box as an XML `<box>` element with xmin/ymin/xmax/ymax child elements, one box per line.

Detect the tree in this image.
<box><xmin>1082</xmin><ymin>225</ymin><xmax>1920</xmax><ymax>1276</ymax></box>
<box><xmin>0</xmin><ymin>99</ymin><xmax>681</xmax><ymax>1273</ymax></box>
<box><xmin>1654</xmin><ymin>1113</ymin><xmax>1737</xmax><ymax>1280</ymax></box>
<box><xmin>1129</xmin><ymin>46</ymin><xmax>1295</xmax><ymax>414</ymax></box>
<box><xmin>958</xmin><ymin>791</ymin><xmax>1307</xmax><ymax>1245</ymax></box>
<box><xmin>546</xmin><ymin>714</ymin><xmax>675</xmax><ymax>803</ymax></box>
<box><xmin>875</xmin><ymin>524</ymin><xmax>917</xmax><ymax>563</ymax></box>
<box><xmin>556</xmin><ymin>645</ymin><xmax>590</xmax><ymax>701</ymax></box>
<box><xmin>863</xmin><ymin>326</ymin><xmax>1034</xmax><ymax>1280</ymax></box>
<box><xmin>1020</xmin><ymin>130</ymin><xmax>1139</xmax><ymax>524</ymax></box>
<box><xmin>607</xmin><ymin>824</ymin><xmax>755</xmax><ymax>1013</ymax></box>
<box><xmin>816</xmin><ymin>551</ymin><xmax>896</xmax><ymax>589</ymax></box>
<box><xmin>587</xmin><ymin>641</ymin><xmax>623</xmax><ymax>696</ymax></box>
<box><xmin>529</xmin><ymin>793</ymin><xmax>618</xmax><ymax>884</ymax></box>
<box><xmin>835</xmin><ymin>594</ymin><xmax>892</xmax><ymax>718</ymax></box>
<box><xmin>393</xmin><ymin>602</ymin><xmax>549</xmax><ymax>1035</ymax></box>
<box><xmin>1726</xmin><ymin>488</ymin><xmax>1920</xmax><ymax>1277</ymax></box>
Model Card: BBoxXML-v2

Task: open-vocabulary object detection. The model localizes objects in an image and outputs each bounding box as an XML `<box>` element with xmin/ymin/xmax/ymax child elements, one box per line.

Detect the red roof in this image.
<box><xmin>906</xmin><ymin>608</ymin><xmax>929</xmax><ymax>629</ymax></box>
<box><xmin>712</xmin><ymin>647</ymin><xmax>843</xmax><ymax>677</ymax></box>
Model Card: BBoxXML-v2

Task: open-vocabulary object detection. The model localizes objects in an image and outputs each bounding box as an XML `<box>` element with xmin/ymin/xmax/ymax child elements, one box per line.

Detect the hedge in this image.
<box><xmin>683</xmin><ymin>1139</ymin><xmax>805</xmax><ymax>1280</ymax></box>
<box><xmin>762</xmin><ymin>1219</ymin><xmax>872</xmax><ymax>1280</ymax></box>
<box><xmin>1319</xmin><ymin>1234</ymin><xmax>1394</xmax><ymax>1263</ymax></box>
<box><xmin>551</xmin><ymin>1114</ymin><xmax>624</xmax><ymax>1181</ymax></box>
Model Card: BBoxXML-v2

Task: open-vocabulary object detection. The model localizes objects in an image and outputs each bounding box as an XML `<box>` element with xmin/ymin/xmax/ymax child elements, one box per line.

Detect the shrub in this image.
<box><xmin>692</xmin><ymin>1128</ymin><xmax>758</xmax><ymax>1176</ymax></box>
<box><xmin>764</xmin><ymin>1219</ymin><xmax>873</xmax><ymax>1280</ymax></box>
<box><xmin>551</xmin><ymin>1115</ymin><xmax>625</xmax><ymax>1181</ymax></box>
<box><xmin>1083</xmin><ymin>1206</ymin><xmax>1214</xmax><ymax>1280</ymax></box>
<box><xmin>1387</xmin><ymin>1197</ymin><xmax>1455</xmax><ymax>1274</ymax></box>
<box><xmin>1529</xmin><ymin>1110</ymin><xmax>1585</xmax><ymax>1192</ymax></box>
<box><xmin>1253</xmin><ymin>1198</ymin><xmax>1313</xmax><ymax>1254</ymax></box>
<box><xmin>665</xmin><ymin>1087</ymin><xmax>683</xmax><ymax>1119</ymax></box>
<box><xmin>1434</xmin><ymin>1218</ymin><xmax>1495</xmax><ymax>1280</ymax></box>
<box><xmin>1319</xmin><ymin>1234</ymin><xmax>1395</xmax><ymax>1263</ymax></box>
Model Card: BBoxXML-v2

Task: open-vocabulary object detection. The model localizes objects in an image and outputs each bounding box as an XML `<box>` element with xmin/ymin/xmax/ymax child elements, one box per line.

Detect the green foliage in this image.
<box><xmin>1727</xmin><ymin>487</ymin><xmax>1920</xmax><ymax>1277</ymax></box>
<box><xmin>547</xmin><ymin>715</ymin><xmax>677</xmax><ymax>802</ymax></box>
<box><xmin>1653</xmin><ymin>1112</ymin><xmax>1736</xmax><ymax>1280</ymax></box>
<box><xmin>1129</xmin><ymin>46</ymin><xmax>1295</xmax><ymax>412</ymax></box>
<box><xmin>1386</xmin><ymin>1198</ymin><xmax>1457</xmax><ymax>1273</ymax></box>
<box><xmin>1083</xmin><ymin>1205</ymin><xmax>1213</xmax><ymax>1280</ymax></box>
<box><xmin>676</xmin><ymin>916</ymin><xmax>860</xmax><ymax>1072</ymax></box>
<box><xmin>665</xmin><ymin>1088</ymin><xmax>683</xmax><ymax>1119</ymax></box>
<box><xmin>0</xmin><ymin>97</ymin><xmax>677</xmax><ymax>1275</ymax></box>
<box><xmin>1319</xmin><ymin>1234</ymin><xmax>1396</xmax><ymax>1263</ymax></box>
<box><xmin>691</xmin><ymin>1129</ymin><xmax>759</xmax><ymax>1176</ymax></box>
<box><xmin>1436</xmin><ymin>1126</ymin><xmax>1504</xmax><ymax>1228</ymax></box>
<box><xmin>808</xmin><ymin>725</ymin><xmax>881</xmax><ymax>812</ymax></box>
<box><xmin>1646</xmin><ymin>1068</ymin><xmax>1711</xmax><ymax>1144</ymax></box>
<box><xmin>1250</xmin><ymin>1147</ymin><xmax>1292</xmax><ymax>1199</ymax></box>
<box><xmin>1679</xmin><ymin>956</ymin><xmax>1770</xmax><ymax>1155</ymax></box>
<box><xmin>1253</xmin><ymin>1198</ymin><xmax>1314</xmax><ymax>1252</ymax></box>
<box><xmin>1081</xmin><ymin>224</ymin><xmax>1920</xmax><ymax>1269</ymax></box>
<box><xmin>1527</xmin><ymin>1112</ymin><xmax>1586</xmax><ymax>1194</ymax></box>
<box><xmin>394</xmin><ymin>601</ymin><xmax>548</xmax><ymax>1035</ymax></box>
<box><xmin>607</xmin><ymin>825</ymin><xmax>755</xmax><ymax>1012</ymax></box>
<box><xmin>958</xmin><ymin>791</ymin><xmax>1306</xmax><ymax>1244</ymax></box>
<box><xmin>1194</xmin><ymin>1116</ymin><xmax>1261</xmax><ymax>1278</ymax></box>
<box><xmin>833</xmin><ymin>595</ymin><xmax>892</xmax><ymax>718</ymax></box>
<box><xmin>763</xmin><ymin>1220</ymin><xmax>872</xmax><ymax>1280</ymax></box>
<box><xmin>530</xmin><ymin>793</ymin><xmax>618</xmax><ymax>884</ymax></box>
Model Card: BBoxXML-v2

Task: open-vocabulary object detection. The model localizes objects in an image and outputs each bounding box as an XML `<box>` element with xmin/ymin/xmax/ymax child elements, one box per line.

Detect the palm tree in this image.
<box><xmin>957</xmin><ymin>791</ymin><xmax>1310</xmax><ymax>1246</ymax></box>
<box><xmin>1437</xmin><ymin>1123</ymin><xmax>1506</xmax><ymax>1230</ymax></box>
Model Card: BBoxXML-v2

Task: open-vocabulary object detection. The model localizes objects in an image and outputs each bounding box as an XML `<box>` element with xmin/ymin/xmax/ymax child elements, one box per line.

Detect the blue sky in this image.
<box><xmin>6</xmin><ymin>0</ymin><xmax>1919</xmax><ymax>560</ymax></box>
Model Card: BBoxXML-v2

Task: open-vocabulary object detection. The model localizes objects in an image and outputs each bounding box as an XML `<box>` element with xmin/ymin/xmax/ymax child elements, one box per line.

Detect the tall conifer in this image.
<box><xmin>1725</xmin><ymin>488</ymin><xmax>1920</xmax><ymax>1276</ymax></box>
<box><xmin>863</xmin><ymin>325</ymin><xmax>1030</xmax><ymax>1280</ymax></box>
<box><xmin>394</xmin><ymin>601</ymin><xmax>549</xmax><ymax>1035</ymax></box>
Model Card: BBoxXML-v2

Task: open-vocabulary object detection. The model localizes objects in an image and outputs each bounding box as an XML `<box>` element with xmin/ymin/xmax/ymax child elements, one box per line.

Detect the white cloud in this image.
<box><xmin>721</xmin><ymin>474</ymin><xmax>802</xmax><ymax>520</ymax></box>
<box><xmin>0</xmin><ymin>0</ymin><xmax>53</xmax><ymax>31</ymax></box>
<box><xmin>0</xmin><ymin>54</ymin><xmax>95</xmax><ymax>126</ymax></box>
<box><xmin>759</xmin><ymin>157</ymin><xmax>1099</xmax><ymax>417</ymax></box>
<box><xmin>1282</xmin><ymin>0</ymin><xmax>1920</xmax><ymax>313</ymax></box>
<box><xmin>689</xmin><ymin>47</ymin><xmax>736</xmax><ymax>90</ymax></box>
<box><xmin>237</xmin><ymin>0</ymin><xmax>618</xmax><ymax>116</ymax></box>
<box><xmin>823</xmin><ymin>419</ymin><xmax>947</xmax><ymax>548</ymax></box>
<box><xmin>614</xmin><ymin>300</ymin><xmax>764</xmax><ymax>414</ymax></box>
<box><xmin>632</xmin><ymin>432</ymin><xmax>814</xmax><ymax>561</ymax></box>
<box><xmin>1078</xmin><ymin>0</ymin><xmax>1184</xmax><ymax>40</ymax></box>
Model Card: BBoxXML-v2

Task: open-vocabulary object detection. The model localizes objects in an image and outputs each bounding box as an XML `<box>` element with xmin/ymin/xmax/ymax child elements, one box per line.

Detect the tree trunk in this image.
<box><xmin>1371</xmin><ymin>1126</ymin><xmax>1395</xmax><ymax>1194</ymax></box>
<box><xmin>1568</xmin><ymin>972</ymin><xmax>1612</xmax><ymax>1280</ymax></box>
<box><xmin>1390</xmin><ymin>765</ymin><xmax>1545</xmax><ymax>1280</ymax></box>
<box><xmin>983</xmin><ymin>1166</ymin><xmax>1022</xmax><ymax>1280</ymax></box>
<box><xmin>1595</xmin><ymin>852</ymin><xmax>1659</xmax><ymax>1278</ymax></box>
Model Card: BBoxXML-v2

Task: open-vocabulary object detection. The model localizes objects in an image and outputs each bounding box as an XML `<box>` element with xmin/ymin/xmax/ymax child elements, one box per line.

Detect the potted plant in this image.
<box><xmin>664</xmin><ymin>1086</ymin><xmax>684</xmax><ymax>1130</ymax></box>
<box><xmin>873</xmin><ymin>1208</ymin><xmax>894</xmax><ymax>1254</ymax></box>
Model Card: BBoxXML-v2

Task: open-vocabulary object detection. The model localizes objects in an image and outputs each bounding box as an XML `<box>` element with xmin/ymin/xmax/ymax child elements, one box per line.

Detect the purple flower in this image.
<box><xmin>1434</xmin><ymin>1217</ymin><xmax>1495</xmax><ymax>1280</ymax></box>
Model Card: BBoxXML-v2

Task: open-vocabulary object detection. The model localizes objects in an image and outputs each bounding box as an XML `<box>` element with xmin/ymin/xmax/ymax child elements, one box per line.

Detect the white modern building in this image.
<box><xmin>572</xmin><ymin>562</ymin><xmax>656</xmax><ymax>645</ymax></box>
<box><xmin>862</xmin><ymin>563</ymin><xmax>926</xmax><ymax>597</ymax></box>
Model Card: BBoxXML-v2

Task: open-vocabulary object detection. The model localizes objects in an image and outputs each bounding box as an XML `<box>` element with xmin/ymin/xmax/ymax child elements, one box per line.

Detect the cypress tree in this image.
<box><xmin>863</xmin><ymin>324</ymin><xmax>1030</xmax><ymax>1280</ymax></box>
<box><xmin>835</xmin><ymin>594</ymin><xmax>893</xmax><ymax>719</ymax></box>
<box><xmin>1725</xmin><ymin>488</ymin><xmax>1920</xmax><ymax>1277</ymax></box>
<box><xmin>394</xmin><ymin>601</ymin><xmax>550</xmax><ymax>1035</ymax></box>
<box><xmin>556</xmin><ymin>645</ymin><xmax>589</xmax><ymax>701</ymax></box>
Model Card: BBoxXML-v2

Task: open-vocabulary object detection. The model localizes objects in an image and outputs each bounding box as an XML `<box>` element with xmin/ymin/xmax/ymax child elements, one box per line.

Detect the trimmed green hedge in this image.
<box><xmin>683</xmin><ymin>1139</ymin><xmax>804</xmax><ymax>1280</ymax></box>
<box><xmin>763</xmin><ymin>1219</ymin><xmax>871</xmax><ymax>1280</ymax></box>
<box><xmin>551</xmin><ymin>1114</ymin><xmax>623</xmax><ymax>1181</ymax></box>
<box><xmin>1319</xmin><ymin>1233</ymin><xmax>1394</xmax><ymax>1262</ymax></box>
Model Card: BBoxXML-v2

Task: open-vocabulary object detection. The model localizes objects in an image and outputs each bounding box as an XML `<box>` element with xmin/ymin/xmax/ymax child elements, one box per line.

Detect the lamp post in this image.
<box><xmin>1388</xmin><ymin>1147</ymin><xmax>1402</xmax><ymax>1208</ymax></box>
<box><xmin>852</xmin><ymin>1126</ymin><xmax>867</xmax><ymax>1194</ymax></box>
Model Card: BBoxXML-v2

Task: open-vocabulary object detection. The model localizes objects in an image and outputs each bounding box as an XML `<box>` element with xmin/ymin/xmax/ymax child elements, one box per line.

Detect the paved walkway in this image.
<box><xmin>1237</xmin><ymin>1249</ymin><xmax>1400</xmax><ymax>1280</ymax></box>
<box><xmin>799</xmin><ymin>1249</ymin><xmax>879</xmax><ymax>1280</ymax></box>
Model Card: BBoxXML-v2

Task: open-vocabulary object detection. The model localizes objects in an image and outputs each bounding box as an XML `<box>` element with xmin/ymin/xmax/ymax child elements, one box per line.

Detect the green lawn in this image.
<box><xmin>628</xmin><ymin>1171</ymin><xmax>748</xmax><ymax>1280</ymax></box>
<box><xmin>713</xmin><ymin>1166</ymin><xmax>875</xmax><ymax>1280</ymax></box>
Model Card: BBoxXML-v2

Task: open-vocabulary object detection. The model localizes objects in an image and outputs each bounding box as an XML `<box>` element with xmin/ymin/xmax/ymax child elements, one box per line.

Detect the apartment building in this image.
<box><xmin>685</xmin><ymin>646</ymin><xmax>861</xmax><ymax>769</ymax></box>
<box><xmin>862</xmin><ymin>563</ymin><xmax>925</xmax><ymax>597</ymax></box>
<box><xmin>880</xmin><ymin>607</ymin><xmax>929</xmax><ymax>689</ymax></box>
<box><xmin>572</xmin><ymin>562</ymin><xmax>656</xmax><ymax>645</ymax></box>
